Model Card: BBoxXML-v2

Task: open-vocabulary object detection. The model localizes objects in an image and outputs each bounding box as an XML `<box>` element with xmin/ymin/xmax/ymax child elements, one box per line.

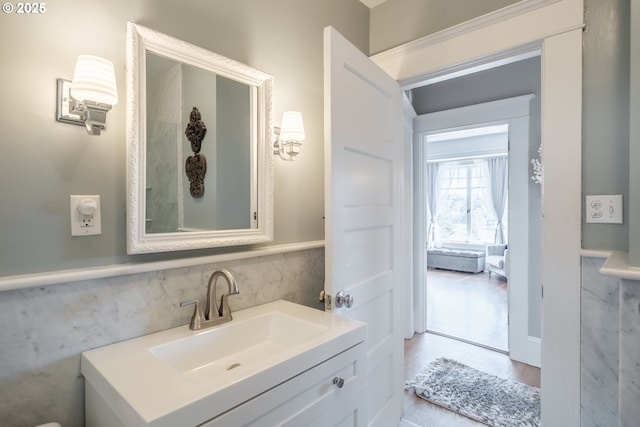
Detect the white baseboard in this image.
<box><xmin>527</xmin><ymin>335</ymin><xmax>542</xmax><ymax>368</ymax></box>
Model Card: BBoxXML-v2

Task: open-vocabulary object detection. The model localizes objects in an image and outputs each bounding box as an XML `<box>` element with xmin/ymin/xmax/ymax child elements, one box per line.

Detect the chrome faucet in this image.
<box><xmin>180</xmin><ymin>269</ymin><xmax>240</xmax><ymax>330</ymax></box>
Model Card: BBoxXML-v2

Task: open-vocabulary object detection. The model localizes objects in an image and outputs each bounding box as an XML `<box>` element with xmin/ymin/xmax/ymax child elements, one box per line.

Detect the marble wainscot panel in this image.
<box><xmin>619</xmin><ymin>279</ymin><xmax>640</xmax><ymax>426</ymax></box>
<box><xmin>0</xmin><ymin>248</ymin><xmax>324</xmax><ymax>427</ymax></box>
<box><xmin>581</xmin><ymin>256</ymin><xmax>619</xmax><ymax>427</ymax></box>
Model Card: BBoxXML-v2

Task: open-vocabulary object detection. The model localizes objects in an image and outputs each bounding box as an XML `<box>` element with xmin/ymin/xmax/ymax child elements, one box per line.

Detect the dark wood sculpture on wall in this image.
<box><xmin>185</xmin><ymin>107</ymin><xmax>207</xmax><ymax>198</ymax></box>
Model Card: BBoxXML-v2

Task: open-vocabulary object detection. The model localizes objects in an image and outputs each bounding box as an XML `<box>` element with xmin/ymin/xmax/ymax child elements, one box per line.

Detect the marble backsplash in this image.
<box><xmin>0</xmin><ymin>248</ymin><xmax>324</xmax><ymax>427</ymax></box>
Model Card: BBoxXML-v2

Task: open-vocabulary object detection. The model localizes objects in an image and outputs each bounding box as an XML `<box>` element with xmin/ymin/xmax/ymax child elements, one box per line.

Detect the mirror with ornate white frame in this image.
<box><xmin>126</xmin><ymin>22</ymin><xmax>274</xmax><ymax>254</ymax></box>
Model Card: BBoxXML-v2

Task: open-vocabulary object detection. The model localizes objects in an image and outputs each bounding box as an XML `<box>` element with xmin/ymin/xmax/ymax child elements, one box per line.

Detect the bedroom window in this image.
<box><xmin>438</xmin><ymin>160</ymin><xmax>505</xmax><ymax>244</ymax></box>
<box><xmin>426</xmin><ymin>124</ymin><xmax>509</xmax><ymax>246</ymax></box>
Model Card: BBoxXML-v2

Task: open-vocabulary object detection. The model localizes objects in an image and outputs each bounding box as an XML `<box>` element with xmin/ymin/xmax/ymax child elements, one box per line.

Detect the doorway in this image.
<box><xmin>401</xmin><ymin>77</ymin><xmax>541</xmax><ymax>424</ymax></box>
<box><xmin>422</xmin><ymin>123</ymin><xmax>511</xmax><ymax>352</ymax></box>
<box><xmin>413</xmin><ymin>87</ymin><xmax>541</xmax><ymax>365</ymax></box>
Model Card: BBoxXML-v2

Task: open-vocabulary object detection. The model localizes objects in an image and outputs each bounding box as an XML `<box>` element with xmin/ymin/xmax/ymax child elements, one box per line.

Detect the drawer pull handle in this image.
<box><xmin>333</xmin><ymin>377</ymin><xmax>345</xmax><ymax>388</ymax></box>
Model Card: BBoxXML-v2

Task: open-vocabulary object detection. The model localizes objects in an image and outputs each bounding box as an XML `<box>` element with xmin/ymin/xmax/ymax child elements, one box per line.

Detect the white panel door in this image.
<box><xmin>323</xmin><ymin>27</ymin><xmax>404</xmax><ymax>427</ymax></box>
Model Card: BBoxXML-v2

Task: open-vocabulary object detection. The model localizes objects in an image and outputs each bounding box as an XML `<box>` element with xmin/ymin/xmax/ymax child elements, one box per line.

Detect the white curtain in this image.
<box><xmin>486</xmin><ymin>156</ymin><xmax>508</xmax><ymax>244</ymax></box>
<box><xmin>426</xmin><ymin>162</ymin><xmax>441</xmax><ymax>247</ymax></box>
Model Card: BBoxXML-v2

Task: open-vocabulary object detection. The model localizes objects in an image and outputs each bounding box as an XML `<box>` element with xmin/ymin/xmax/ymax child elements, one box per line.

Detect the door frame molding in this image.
<box><xmin>371</xmin><ymin>1</ymin><xmax>583</xmax><ymax>425</ymax></box>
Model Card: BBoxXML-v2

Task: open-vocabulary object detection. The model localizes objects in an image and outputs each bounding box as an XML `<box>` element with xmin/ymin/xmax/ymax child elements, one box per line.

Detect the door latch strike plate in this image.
<box><xmin>324</xmin><ymin>294</ymin><xmax>332</xmax><ymax>311</ymax></box>
<box><xmin>319</xmin><ymin>289</ymin><xmax>332</xmax><ymax>311</ymax></box>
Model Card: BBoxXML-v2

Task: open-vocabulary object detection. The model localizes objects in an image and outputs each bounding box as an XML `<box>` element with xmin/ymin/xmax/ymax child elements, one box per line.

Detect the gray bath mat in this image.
<box><xmin>406</xmin><ymin>358</ymin><xmax>540</xmax><ymax>427</ymax></box>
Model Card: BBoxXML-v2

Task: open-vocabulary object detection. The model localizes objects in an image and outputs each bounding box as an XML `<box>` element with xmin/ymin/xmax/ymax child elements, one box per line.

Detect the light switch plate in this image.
<box><xmin>586</xmin><ymin>194</ymin><xmax>623</xmax><ymax>224</ymax></box>
<box><xmin>70</xmin><ymin>195</ymin><xmax>102</xmax><ymax>236</ymax></box>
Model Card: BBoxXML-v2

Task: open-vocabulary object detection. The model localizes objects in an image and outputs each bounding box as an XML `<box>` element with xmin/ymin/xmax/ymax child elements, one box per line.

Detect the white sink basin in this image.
<box><xmin>149</xmin><ymin>311</ymin><xmax>328</xmax><ymax>377</ymax></box>
<box><xmin>81</xmin><ymin>300</ymin><xmax>365</xmax><ymax>427</ymax></box>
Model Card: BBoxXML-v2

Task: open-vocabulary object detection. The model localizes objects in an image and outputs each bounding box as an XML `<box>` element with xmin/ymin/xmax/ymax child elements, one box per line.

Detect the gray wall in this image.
<box><xmin>369</xmin><ymin>0</ymin><xmax>519</xmax><ymax>54</ymax></box>
<box><xmin>411</xmin><ymin>57</ymin><xmax>541</xmax><ymax>115</ymax></box>
<box><xmin>0</xmin><ymin>0</ymin><xmax>369</xmax><ymax>278</ymax></box>
<box><xmin>582</xmin><ymin>0</ymin><xmax>630</xmax><ymax>250</ymax></box>
<box><xmin>412</xmin><ymin>56</ymin><xmax>543</xmax><ymax>338</ymax></box>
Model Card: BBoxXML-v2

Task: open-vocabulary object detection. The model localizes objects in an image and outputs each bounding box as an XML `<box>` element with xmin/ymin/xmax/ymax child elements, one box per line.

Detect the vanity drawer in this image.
<box><xmin>201</xmin><ymin>342</ymin><xmax>366</xmax><ymax>427</ymax></box>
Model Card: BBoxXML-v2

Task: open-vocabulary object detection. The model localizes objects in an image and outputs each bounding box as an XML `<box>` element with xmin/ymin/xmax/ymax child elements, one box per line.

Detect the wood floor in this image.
<box><xmin>402</xmin><ymin>269</ymin><xmax>539</xmax><ymax>426</ymax></box>
<box><xmin>426</xmin><ymin>268</ymin><xmax>508</xmax><ymax>351</ymax></box>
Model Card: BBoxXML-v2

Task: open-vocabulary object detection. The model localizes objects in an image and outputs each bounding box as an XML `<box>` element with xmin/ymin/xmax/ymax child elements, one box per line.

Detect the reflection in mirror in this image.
<box><xmin>145</xmin><ymin>52</ymin><xmax>254</xmax><ymax>233</ymax></box>
<box><xmin>126</xmin><ymin>23</ymin><xmax>273</xmax><ymax>254</ymax></box>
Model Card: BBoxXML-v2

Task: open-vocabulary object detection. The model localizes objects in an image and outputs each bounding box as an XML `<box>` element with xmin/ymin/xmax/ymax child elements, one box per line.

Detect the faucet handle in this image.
<box><xmin>180</xmin><ymin>299</ymin><xmax>204</xmax><ymax>330</ymax></box>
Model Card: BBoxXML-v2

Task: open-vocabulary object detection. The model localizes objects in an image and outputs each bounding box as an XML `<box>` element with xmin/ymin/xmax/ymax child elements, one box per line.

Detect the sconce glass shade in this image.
<box><xmin>70</xmin><ymin>55</ymin><xmax>118</xmax><ymax>106</ymax></box>
<box><xmin>279</xmin><ymin>111</ymin><xmax>305</xmax><ymax>142</ymax></box>
<box><xmin>275</xmin><ymin>111</ymin><xmax>305</xmax><ymax>160</ymax></box>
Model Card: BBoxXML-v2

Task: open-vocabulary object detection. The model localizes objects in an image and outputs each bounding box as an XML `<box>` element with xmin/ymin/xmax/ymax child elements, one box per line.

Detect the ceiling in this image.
<box><xmin>359</xmin><ymin>0</ymin><xmax>388</xmax><ymax>8</ymax></box>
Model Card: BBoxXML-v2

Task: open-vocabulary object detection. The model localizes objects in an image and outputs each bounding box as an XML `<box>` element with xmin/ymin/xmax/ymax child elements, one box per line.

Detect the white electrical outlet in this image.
<box><xmin>586</xmin><ymin>194</ymin><xmax>623</xmax><ymax>224</ymax></box>
<box><xmin>70</xmin><ymin>195</ymin><xmax>102</xmax><ymax>236</ymax></box>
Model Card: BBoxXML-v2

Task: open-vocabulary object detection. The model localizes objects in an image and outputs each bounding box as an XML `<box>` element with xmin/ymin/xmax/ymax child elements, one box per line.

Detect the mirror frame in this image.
<box><xmin>126</xmin><ymin>22</ymin><xmax>274</xmax><ymax>254</ymax></box>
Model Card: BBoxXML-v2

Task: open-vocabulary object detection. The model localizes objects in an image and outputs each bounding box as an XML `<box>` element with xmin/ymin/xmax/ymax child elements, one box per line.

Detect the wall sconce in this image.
<box><xmin>274</xmin><ymin>111</ymin><xmax>305</xmax><ymax>161</ymax></box>
<box><xmin>56</xmin><ymin>55</ymin><xmax>118</xmax><ymax>135</ymax></box>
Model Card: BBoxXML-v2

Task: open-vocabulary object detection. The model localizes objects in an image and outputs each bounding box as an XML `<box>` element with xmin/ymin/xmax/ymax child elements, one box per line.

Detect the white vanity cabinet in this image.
<box><xmin>202</xmin><ymin>342</ymin><xmax>366</xmax><ymax>427</ymax></box>
<box><xmin>81</xmin><ymin>300</ymin><xmax>367</xmax><ymax>427</ymax></box>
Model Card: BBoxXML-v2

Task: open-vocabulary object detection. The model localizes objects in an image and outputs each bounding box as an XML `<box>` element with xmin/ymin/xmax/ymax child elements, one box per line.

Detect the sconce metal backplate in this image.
<box><xmin>56</xmin><ymin>78</ymin><xmax>84</xmax><ymax>126</ymax></box>
<box><xmin>272</xmin><ymin>126</ymin><xmax>281</xmax><ymax>155</ymax></box>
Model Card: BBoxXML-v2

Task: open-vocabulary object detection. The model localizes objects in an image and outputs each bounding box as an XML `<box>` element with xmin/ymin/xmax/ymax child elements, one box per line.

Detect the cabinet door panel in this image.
<box><xmin>305</xmin><ymin>390</ymin><xmax>366</xmax><ymax>427</ymax></box>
